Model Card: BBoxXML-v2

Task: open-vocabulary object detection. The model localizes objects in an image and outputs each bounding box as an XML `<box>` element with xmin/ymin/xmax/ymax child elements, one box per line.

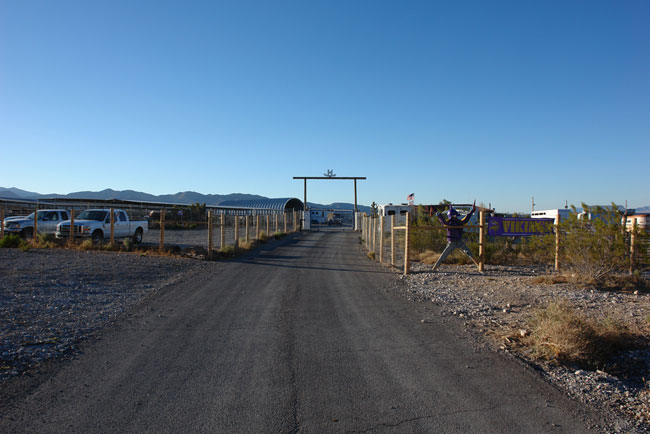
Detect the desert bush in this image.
<box><xmin>367</xmin><ymin>251</ymin><xmax>375</xmax><ymax>260</ymax></box>
<box><xmin>0</xmin><ymin>234</ymin><xmax>27</xmax><ymax>249</ymax></box>
<box><xmin>79</xmin><ymin>239</ymin><xmax>97</xmax><ymax>250</ymax></box>
<box><xmin>524</xmin><ymin>302</ymin><xmax>633</xmax><ymax>369</ymax></box>
<box><xmin>258</xmin><ymin>230</ymin><xmax>268</xmax><ymax>243</ymax></box>
<box><xmin>122</xmin><ymin>237</ymin><xmax>134</xmax><ymax>252</ymax></box>
<box><xmin>559</xmin><ymin>203</ymin><xmax>628</xmax><ymax>283</ymax></box>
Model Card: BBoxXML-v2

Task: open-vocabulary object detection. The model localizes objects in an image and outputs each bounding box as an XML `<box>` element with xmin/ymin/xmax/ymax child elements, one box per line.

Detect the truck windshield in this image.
<box><xmin>24</xmin><ymin>211</ymin><xmax>48</xmax><ymax>220</ymax></box>
<box><xmin>77</xmin><ymin>210</ymin><xmax>108</xmax><ymax>221</ymax></box>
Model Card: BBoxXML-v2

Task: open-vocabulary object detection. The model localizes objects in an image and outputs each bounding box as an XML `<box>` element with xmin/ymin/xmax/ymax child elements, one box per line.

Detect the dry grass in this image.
<box><xmin>532</xmin><ymin>273</ymin><xmax>650</xmax><ymax>293</ymax></box>
<box><xmin>414</xmin><ymin>249</ymin><xmax>472</xmax><ymax>265</ymax></box>
<box><xmin>523</xmin><ymin>302</ymin><xmax>635</xmax><ymax>369</ymax></box>
<box><xmin>367</xmin><ymin>251</ymin><xmax>376</xmax><ymax>260</ymax></box>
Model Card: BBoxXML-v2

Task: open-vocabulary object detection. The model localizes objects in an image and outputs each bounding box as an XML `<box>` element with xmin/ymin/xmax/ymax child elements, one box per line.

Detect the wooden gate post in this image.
<box><xmin>630</xmin><ymin>219</ymin><xmax>637</xmax><ymax>275</ymax></box>
<box><xmin>160</xmin><ymin>209</ymin><xmax>165</xmax><ymax>250</ymax></box>
<box><xmin>555</xmin><ymin>214</ymin><xmax>561</xmax><ymax>272</ymax></box>
<box><xmin>208</xmin><ymin>210</ymin><xmax>213</xmax><ymax>253</ymax></box>
<box><xmin>69</xmin><ymin>209</ymin><xmax>75</xmax><ymax>243</ymax></box>
<box><xmin>391</xmin><ymin>214</ymin><xmax>395</xmax><ymax>266</ymax></box>
<box><xmin>404</xmin><ymin>212</ymin><xmax>411</xmax><ymax>275</ymax></box>
<box><xmin>110</xmin><ymin>207</ymin><xmax>115</xmax><ymax>245</ymax></box>
<box><xmin>220</xmin><ymin>214</ymin><xmax>225</xmax><ymax>249</ymax></box>
<box><xmin>478</xmin><ymin>211</ymin><xmax>486</xmax><ymax>273</ymax></box>
<box><xmin>379</xmin><ymin>215</ymin><xmax>384</xmax><ymax>263</ymax></box>
<box><xmin>33</xmin><ymin>206</ymin><xmax>38</xmax><ymax>239</ymax></box>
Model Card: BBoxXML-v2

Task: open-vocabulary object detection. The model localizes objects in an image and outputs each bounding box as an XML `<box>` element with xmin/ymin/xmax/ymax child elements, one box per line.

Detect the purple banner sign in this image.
<box><xmin>487</xmin><ymin>217</ymin><xmax>555</xmax><ymax>237</ymax></box>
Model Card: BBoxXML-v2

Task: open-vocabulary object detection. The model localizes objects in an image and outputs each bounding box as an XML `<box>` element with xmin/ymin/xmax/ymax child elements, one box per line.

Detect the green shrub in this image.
<box><xmin>122</xmin><ymin>237</ymin><xmax>134</xmax><ymax>251</ymax></box>
<box><xmin>0</xmin><ymin>234</ymin><xmax>26</xmax><ymax>248</ymax></box>
<box><xmin>559</xmin><ymin>204</ymin><xmax>628</xmax><ymax>283</ymax></box>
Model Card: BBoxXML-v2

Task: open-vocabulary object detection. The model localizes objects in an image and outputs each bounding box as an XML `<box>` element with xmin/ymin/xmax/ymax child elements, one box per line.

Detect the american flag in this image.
<box><xmin>406</xmin><ymin>193</ymin><xmax>414</xmax><ymax>201</ymax></box>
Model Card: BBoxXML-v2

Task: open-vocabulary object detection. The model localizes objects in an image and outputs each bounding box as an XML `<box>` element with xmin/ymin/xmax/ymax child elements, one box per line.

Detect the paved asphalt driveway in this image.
<box><xmin>0</xmin><ymin>231</ymin><xmax>602</xmax><ymax>433</ymax></box>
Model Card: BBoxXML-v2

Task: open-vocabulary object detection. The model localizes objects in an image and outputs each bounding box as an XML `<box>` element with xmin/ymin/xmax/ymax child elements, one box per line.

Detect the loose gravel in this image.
<box><xmin>0</xmin><ymin>248</ymin><xmax>215</xmax><ymax>381</ymax></box>
<box><xmin>401</xmin><ymin>262</ymin><xmax>650</xmax><ymax>433</ymax></box>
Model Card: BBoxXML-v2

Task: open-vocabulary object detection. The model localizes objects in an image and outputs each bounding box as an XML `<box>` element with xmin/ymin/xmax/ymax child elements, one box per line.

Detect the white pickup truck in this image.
<box><xmin>3</xmin><ymin>209</ymin><xmax>71</xmax><ymax>238</ymax></box>
<box><xmin>56</xmin><ymin>209</ymin><xmax>148</xmax><ymax>244</ymax></box>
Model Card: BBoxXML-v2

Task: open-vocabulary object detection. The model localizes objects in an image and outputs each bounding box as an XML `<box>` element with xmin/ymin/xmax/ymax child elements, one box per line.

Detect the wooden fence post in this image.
<box><xmin>208</xmin><ymin>210</ymin><xmax>213</xmax><ymax>253</ymax></box>
<box><xmin>404</xmin><ymin>212</ymin><xmax>411</xmax><ymax>275</ymax></box>
<box><xmin>235</xmin><ymin>216</ymin><xmax>240</xmax><ymax>246</ymax></box>
<box><xmin>160</xmin><ymin>208</ymin><xmax>165</xmax><ymax>250</ymax></box>
<box><xmin>0</xmin><ymin>207</ymin><xmax>4</xmax><ymax>238</ymax></box>
<box><xmin>478</xmin><ymin>211</ymin><xmax>485</xmax><ymax>273</ymax></box>
<box><xmin>379</xmin><ymin>215</ymin><xmax>384</xmax><ymax>263</ymax></box>
<box><xmin>266</xmin><ymin>215</ymin><xmax>270</xmax><ymax>238</ymax></box>
<box><xmin>220</xmin><ymin>214</ymin><xmax>225</xmax><ymax>249</ymax></box>
<box><xmin>630</xmin><ymin>219</ymin><xmax>636</xmax><ymax>275</ymax></box>
<box><xmin>275</xmin><ymin>214</ymin><xmax>279</xmax><ymax>234</ymax></box>
<box><xmin>33</xmin><ymin>206</ymin><xmax>38</xmax><ymax>239</ymax></box>
<box><xmin>283</xmin><ymin>213</ymin><xmax>287</xmax><ymax>233</ymax></box>
<box><xmin>69</xmin><ymin>209</ymin><xmax>75</xmax><ymax>243</ymax></box>
<box><xmin>391</xmin><ymin>214</ymin><xmax>395</xmax><ymax>266</ymax></box>
<box><xmin>256</xmin><ymin>215</ymin><xmax>260</xmax><ymax>240</ymax></box>
<box><xmin>370</xmin><ymin>217</ymin><xmax>375</xmax><ymax>253</ymax></box>
<box><xmin>110</xmin><ymin>207</ymin><xmax>115</xmax><ymax>245</ymax></box>
<box><xmin>293</xmin><ymin>210</ymin><xmax>297</xmax><ymax>232</ymax></box>
<box><xmin>245</xmin><ymin>215</ymin><xmax>250</xmax><ymax>243</ymax></box>
<box><xmin>555</xmin><ymin>214</ymin><xmax>561</xmax><ymax>272</ymax></box>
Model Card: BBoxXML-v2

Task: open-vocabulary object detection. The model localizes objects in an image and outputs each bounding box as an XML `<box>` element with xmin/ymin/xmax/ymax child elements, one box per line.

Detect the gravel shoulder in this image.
<box><xmin>0</xmin><ymin>248</ymin><xmax>219</xmax><ymax>405</ymax></box>
<box><xmin>400</xmin><ymin>262</ymin><xmax>650</xmax><ymax>433</ymax></box>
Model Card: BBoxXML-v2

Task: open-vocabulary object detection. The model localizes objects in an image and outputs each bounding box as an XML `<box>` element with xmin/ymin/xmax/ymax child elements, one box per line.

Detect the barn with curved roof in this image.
<box><xmin>217</xmin><ymin>198</ymin><xmax>304</xmax><ymax>212</ymax></box>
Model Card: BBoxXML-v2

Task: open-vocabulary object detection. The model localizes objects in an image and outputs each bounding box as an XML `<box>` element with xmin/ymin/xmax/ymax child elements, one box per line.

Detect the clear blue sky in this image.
<box><xmin>1</xmin><ymin>0</ymin><xmax>648</xmax><ymax>212</ymax></box>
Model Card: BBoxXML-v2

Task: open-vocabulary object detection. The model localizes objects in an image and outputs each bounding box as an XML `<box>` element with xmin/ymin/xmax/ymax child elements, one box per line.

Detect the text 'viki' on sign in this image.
<box><xmin>487</xmin><ymin>217</ymin><xmax>555</xmax><ymax>237</ymax></box>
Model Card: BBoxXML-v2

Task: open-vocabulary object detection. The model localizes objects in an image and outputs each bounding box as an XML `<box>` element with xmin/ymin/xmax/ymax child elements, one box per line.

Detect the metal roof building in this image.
<box><xmin>217</xmin><ymin>198</ymin><xmax>304</xmax><ymax>212</ymax></box>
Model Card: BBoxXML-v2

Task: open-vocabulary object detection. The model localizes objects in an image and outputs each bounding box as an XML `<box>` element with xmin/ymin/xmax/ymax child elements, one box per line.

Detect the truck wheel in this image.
<box><xmin>21</xmin><ymin>228</ymin><xmax>34</xmax><ymax>238</ymax></box>
<box><xmin>133</xmin><ymin>228</ymin><xmax>143</xmax><ymax>244</ymax></box>
<box><xmin>91</xmin><ymin>230</ymin><xmax>103</xmax><ymax>245</ymax></box>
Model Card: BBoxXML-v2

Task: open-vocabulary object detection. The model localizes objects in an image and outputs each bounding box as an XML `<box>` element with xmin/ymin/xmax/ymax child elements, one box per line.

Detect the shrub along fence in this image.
<box><xmin>0</xmin><ymin>198</ymin><xmax>303</xmax><ymax>255</ymax></box>
<box><xmin>361</xmin><ymin>205</ymin><xmax>649</xmax><ymax>279</ymax></box>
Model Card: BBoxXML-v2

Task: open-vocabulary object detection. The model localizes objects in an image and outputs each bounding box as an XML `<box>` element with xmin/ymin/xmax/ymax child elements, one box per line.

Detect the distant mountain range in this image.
<box><xmin>0</xmin><ymin>187</ymin><xmax>370</xmax><ymax>212</ymax></box>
